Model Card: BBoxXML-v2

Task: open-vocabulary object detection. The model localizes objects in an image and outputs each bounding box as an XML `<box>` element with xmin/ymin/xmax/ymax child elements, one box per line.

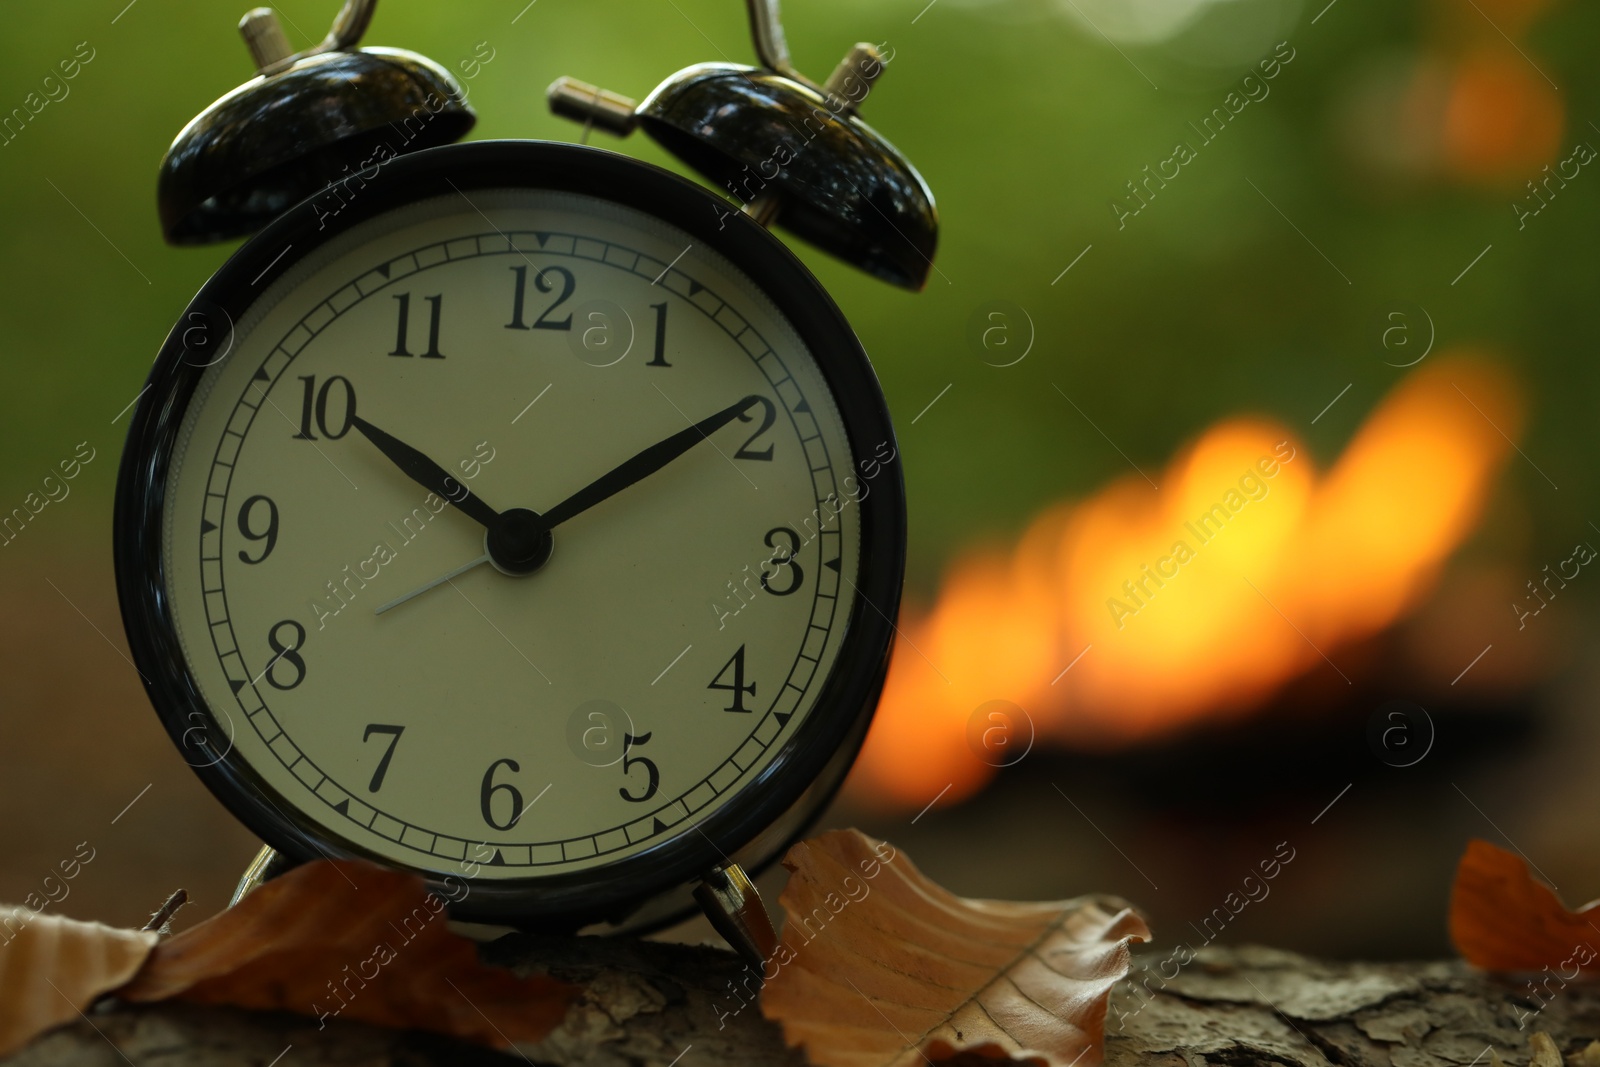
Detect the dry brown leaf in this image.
<box><xmin>0</xmin><ymin>907</ymin><xmax>157</xmax><ymax>1056</ymax></box>
<box><xmin>1449</xmin><ymin>839</ymin><xmax>1600</xmax><ymax>973</ymax></box>
<box><xmin>761</xmin><ymin>829</ymin><xmax>1150</xmax><ymax>1067</ymax></box>
<box><xmin>120</xmin><ymin>858</ymin><xmax>575</xmax><ymax>1048</ymax></box>
<box><xmin>1570</xmin><ymin>1038</ymin><xmax>1600</xmax><ymax>1067</ymax></box>
<box><xmin>1530</xmin><ymin>1032</ymin><xmax>1564</xmax><ymax>1067</ymax></box>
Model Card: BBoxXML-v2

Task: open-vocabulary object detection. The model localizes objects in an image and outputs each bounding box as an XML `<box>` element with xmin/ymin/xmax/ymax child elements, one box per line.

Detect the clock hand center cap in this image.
<box><xmin>485</xmin><ymin>508</ymin><xmax>553</xmax><ymax>576</ymax></box>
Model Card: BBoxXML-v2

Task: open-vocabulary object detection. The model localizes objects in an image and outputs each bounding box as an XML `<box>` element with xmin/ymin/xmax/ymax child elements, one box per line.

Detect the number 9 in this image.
<box><xmin>236</xmin><ymin>495</ymin><xmax>279</xmax><ymax>564</ymax></box>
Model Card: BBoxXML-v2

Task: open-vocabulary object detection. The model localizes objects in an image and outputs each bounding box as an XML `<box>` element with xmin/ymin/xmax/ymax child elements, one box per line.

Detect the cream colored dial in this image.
<box><xmin>162</xmin><ymin>189</ymin><xmax>866</xmax><ymax>879</ymax></box>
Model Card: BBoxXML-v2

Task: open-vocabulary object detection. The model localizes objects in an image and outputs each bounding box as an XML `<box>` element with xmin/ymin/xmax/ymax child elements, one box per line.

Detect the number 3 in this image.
<box><xmin>760</xmin><ymin>526</ymin><xmax>804</xmax><ymax>596</ymax></box>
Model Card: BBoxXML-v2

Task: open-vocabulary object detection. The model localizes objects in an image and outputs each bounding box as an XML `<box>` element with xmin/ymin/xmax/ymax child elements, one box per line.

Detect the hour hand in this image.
<box><xmin>542</xmin><ymin>395</ymin><xmax>763</xmax><ymax>528</ymax></box>
<box><xmin>349</xmin><ymin>415</ymin><xmax>502</xmax><ymax>529</ymax></box>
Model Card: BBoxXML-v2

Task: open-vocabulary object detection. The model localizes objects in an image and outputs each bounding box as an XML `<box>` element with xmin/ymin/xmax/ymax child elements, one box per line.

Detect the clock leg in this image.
<box><xmin>229</xmin><ymin>845</ymin><xmax>294</xmax><ymax>906</ymax></box>
<box><xmin>693</xmin><ymin>863</ymin><xmax>779</xmax><ymax>972</ymax></box>
<box><xmin>230</xmin><ymin>849</ymin><xmax>782</xmax><ymax>964</ymax></box>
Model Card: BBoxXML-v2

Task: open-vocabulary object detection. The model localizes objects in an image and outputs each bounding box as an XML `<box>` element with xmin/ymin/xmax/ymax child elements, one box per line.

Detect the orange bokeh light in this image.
<box><xmin>1439</xmin><ymin>50</ymin><xmax>1564</xmax><ymax>184</ymax></box>
<box><xmin>848</xmin><ymin>354</ymin><xmax>1523</xmax><ymax>812</ymax></box>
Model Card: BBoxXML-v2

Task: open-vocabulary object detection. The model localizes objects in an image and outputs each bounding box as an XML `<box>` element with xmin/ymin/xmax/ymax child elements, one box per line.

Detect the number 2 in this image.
<box><xmin>734</xmin><ymin>396</ymin><xmax>775</xmax><ymax>461</ymax></box>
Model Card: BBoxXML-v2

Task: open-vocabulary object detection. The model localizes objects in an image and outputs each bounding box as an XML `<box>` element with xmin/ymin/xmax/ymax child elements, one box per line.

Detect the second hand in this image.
<box><xmin>375</xmin><ymin>552</ymin><xmax>491</xmax><ymax>615</ymax></box>
<box><xmin>373</xmin><ymin>394</ymin><xmax>760</xmax><ymax>616</ymax></box>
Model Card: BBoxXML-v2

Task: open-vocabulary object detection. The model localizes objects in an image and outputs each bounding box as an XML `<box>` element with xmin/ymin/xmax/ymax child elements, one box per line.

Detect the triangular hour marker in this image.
<box><xmin>794</xmin><ymin>399</ymin><xmax>811</xmax><ymax>413</ymax></box>
<box><xmin>688</xmin><ymin>279</ymin><xmax>704</xmax><ymax>296</ymax></box>
<box><xmin>200</xmin><ymin>519</ymin><xmax>217</xmax><ymax>533</ymax></box>
<box><xmin>488</xmin><ymin>849</ymin><xmax>506</xmax><ymax>866</ymax></box>
<box><xmin>824</xmin><ymin>558</ymin><xmax>841</xmax><ymax>572</ymax></box>
<box><xmin>332</xmin><ymin>799</ymin><xmax>350</xmax><ymax>816</ymax></box>
<box><xmin>774</xmin><ymin>712</ymin><xmax>792</xmax><ymax>730</ymax></box>
<box><xmin>536</xmin><ymin>233</ymin><xmax>551</xmax><ymax>246</ymax></box>
<box><xmin>375</xmin><ymin>262</ymin><xmax>390</xmax><ymax>278</ymax></box>
<box><xmin>653</xmin><ymin>818</ymin><xmax>669</xmax><ymax>835</ymax></box>
<box><xmin>252</xmin><ymin>368</ymin><xmax>270</xmax><ymax>382</ymax></box>
<box><xmin>229</xmin><ymin>678</ymin><xmax>245</xmax><ymax>694</ymax></box>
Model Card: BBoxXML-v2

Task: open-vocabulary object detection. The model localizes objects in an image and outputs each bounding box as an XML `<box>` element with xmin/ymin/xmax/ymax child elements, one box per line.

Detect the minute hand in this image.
<box><xmin>542</xmin><ymin>395</ymin><xmax>762</xmax><ymax>528</ymax></box>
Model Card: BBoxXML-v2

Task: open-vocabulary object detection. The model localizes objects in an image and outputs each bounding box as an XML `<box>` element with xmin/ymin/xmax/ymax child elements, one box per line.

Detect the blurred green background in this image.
<box><xmin>1</xmin><ymin>0</ymin><xmax>1596</xmax><ymax>952</ymax></box>
<box><xmin>4</xmin><ymin>0</ymin><xmax>1596</xmax><ymax>577</ymax></box>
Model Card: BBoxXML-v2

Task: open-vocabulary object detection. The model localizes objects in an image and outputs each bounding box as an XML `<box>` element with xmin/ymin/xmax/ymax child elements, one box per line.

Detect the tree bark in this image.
<box><xmin>7</xmin><ymin>939</ymin><xmax>1593</xmax><ymax>1066</ymax></box>
<box><xmin>1106</xmin><ymin>944</ymin><xmax>1597</xmax><ymax>1067</ymax></box>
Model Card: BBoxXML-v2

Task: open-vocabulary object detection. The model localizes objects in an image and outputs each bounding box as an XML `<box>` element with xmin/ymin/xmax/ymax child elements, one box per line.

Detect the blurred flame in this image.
<box><xmin>850</xmin><ymin>354</ymin><xmax>1523</xmax><ymax>812</ymax></box>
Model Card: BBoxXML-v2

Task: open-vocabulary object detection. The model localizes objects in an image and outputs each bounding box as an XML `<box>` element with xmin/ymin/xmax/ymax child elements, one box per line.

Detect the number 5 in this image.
<box><xmin>619</xmin><ymin>732</ymin><xmax>659</xmax><ymax>803</ymax></box>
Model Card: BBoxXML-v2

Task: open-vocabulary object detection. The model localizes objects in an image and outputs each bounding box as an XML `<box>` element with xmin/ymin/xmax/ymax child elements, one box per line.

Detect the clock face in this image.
<box><xmin>123</xmin><ymin>149</ymin><xmax>904</xmax><ymax>914</ymax></box>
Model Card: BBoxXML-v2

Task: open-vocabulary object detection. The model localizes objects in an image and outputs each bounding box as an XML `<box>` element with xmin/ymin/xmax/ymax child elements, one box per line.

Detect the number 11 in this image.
<box><xmin>390</xmin><ymin>293</ymin><xmax>446</xmax><ymax>358</ymax></box>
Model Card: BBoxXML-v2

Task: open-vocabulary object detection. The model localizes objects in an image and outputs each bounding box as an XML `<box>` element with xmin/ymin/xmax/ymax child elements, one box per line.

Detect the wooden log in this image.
<box><xmin>1107</xmin><ymin>944</ymin><xmax>1597</xmax><ymax>1067</ymax></box>
<box><xmin>7</xmin><ymin>940</ymin><xmax>1595</xmax><ymax>1066</ymax></box>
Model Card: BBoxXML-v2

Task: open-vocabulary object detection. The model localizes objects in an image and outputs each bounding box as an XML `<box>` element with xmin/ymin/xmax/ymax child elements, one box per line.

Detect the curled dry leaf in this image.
<box><xmin>1449</xmin><ymin>838</ymin><xmax>1600</xmax><ymax>974</ymax></box>
<box><xmin>120</xmin><ymin>858</ymin><xmax>576</xmax><ymax>1048</ymax></box>
<box><xmin>761</xmin><ymin>829</ymin><xmax>1150</xmax><ymax>1067</ymax></box>
<box><xmin>0</xmin><ymin>907</ymin><xmax>157</xmax><ymax>1056</ymax></box>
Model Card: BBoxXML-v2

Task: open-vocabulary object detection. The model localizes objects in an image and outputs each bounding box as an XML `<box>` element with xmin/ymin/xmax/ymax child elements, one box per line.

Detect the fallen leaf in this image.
<box><xmin>120</xmin><ymin>858</ymin><xmax>575</xmax><ymax>1048</ymax></box>
<box><xmin>1530</xmin><ymin>1032</ymin><xmax>1563</xmax><ymax>1067</ymax></box>
<box><xmin>0</xmin><ymin>907</ymin><xmax>157</xmax><ymax>1056</ymax></box>
<box><xmin>761</xmin><ymin>829</ymin><xmax>1150</xmax><ymax>1067</ymax></box>
<box><xmin>1449</xmin><ymin>839</ymin><xmax>1600</xmax><ymax>973</ymax></box>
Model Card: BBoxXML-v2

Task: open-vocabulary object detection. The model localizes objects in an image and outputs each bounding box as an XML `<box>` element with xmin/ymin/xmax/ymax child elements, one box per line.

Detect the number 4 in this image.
<box><xmin>709</xmin><ymin>645</ymin><xmax>756</xmax><ymax>713</ymax></box>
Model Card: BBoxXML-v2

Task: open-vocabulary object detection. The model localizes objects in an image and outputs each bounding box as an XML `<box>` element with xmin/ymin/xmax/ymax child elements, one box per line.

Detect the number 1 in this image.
<box><xmin>646</xmin><ymin>302</ymin><xmax>670</xmax><ymax>367</ymax></box>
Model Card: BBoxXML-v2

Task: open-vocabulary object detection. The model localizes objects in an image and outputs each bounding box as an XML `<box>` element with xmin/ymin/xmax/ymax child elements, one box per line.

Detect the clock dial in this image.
<box><xmin>159</xmin><ymin>188</ymin><xmax>876</xmax><ymax>880</ymax></box>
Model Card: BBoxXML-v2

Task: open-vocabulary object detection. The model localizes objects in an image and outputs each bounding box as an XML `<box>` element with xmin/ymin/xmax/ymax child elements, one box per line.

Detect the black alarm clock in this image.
<box><xmin>115</xmin><ymin>0</ymin><xmax>934</xmax><ymax>956</ymax></box>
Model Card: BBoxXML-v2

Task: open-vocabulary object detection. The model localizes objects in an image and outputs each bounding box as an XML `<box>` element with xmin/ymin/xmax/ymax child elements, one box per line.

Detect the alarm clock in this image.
<box><xmin>115</xmin><ymin>0</ymin><xmax>935</xmax><ymax>955</ymax></box>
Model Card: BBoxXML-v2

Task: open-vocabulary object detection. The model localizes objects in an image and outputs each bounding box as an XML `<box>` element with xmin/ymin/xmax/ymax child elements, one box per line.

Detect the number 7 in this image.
<box><xmin>362</xmin><ymin>724</ymin><xmax>405</xmax><ymax>792</ymax></box>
